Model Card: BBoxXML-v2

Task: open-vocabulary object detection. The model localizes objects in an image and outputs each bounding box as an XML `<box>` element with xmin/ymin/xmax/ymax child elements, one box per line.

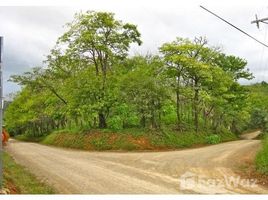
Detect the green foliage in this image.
<box><xmin>215</xmin><ymin>53</ymin><xmax>252</xmax><ymax>80</ymax></box>
<box><xmin>107</xmin><ymin>116</ymin><xmax>123</xmax><ymax>130</ymax></box>
<box><xmin>256</xmin><ymin>135</ymin><xmax>268</xmax><ymax>175</ymax></box>
<box><xmin>120</xmin><ymin>55</ymin><xmax>168</xmax><ymax>128</ymax></box>
<box><xmin>159</xmin><ymin>36</ymin><xmax>251</xmax><ymax>133</ymax></box>
<box><xmin>246</xmin><ymin>83</ymin><xmax>268</xmax><ymax>131</ymax></box>
<box><xmin>56</xmin><ymin>11</ymin><xmax>142</xmax><ymax>129</ymax></box>
<box><xmin>205</xmin><ymin>134</ymin><xmax>221</xmax><ymax>144</ymax></box>
<box><xmin>249</xmin><ymin>109</ymin><xmax>268</xmax><ymax>130</ymax></box>
<box><xmin>3</xmin><ymin>152</ymin><xmax>55</xmax><ymax>194</ymax></box>
<box><xmin>5</xmin><ymin>10</ymin><xmax>264</xmax><ymax>156</ymax></box>
<box><xmin>161</xmin><ymin>102</ymin><xmax>177</xmax><ymax>125</ymax></box>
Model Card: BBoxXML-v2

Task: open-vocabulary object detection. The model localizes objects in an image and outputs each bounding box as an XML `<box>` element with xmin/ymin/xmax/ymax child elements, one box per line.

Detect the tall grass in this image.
<box><xmin>256</xmin><ymin>135</ymin><xmax>268</xmax><ymax>175</ymax></box>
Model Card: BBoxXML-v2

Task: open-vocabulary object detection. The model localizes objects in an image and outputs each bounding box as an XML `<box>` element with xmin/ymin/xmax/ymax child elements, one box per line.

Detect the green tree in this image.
<box><xmin>160</xmin><ymin>37</ymin><xmax>220</xmax><ymax>132</ymax></box>
<box><xmin>120</xmin><ymin>55</ymin><xmax>168</xmax><ymax>128</ymax></box>
<box><xmin>57</xmin><ymin>11</ymin><xmax>142</xmax><ymax>128</ymax></box>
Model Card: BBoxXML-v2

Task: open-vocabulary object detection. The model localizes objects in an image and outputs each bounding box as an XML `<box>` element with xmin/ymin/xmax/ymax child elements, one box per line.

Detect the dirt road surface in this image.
<box><xmin>240</xmin><ymin>130</ymin><xmax>261</xmax><ymax>140</ymax></box>
<box><xmin>5</xmin><ymin>131</ymin><xmax>268</xmax><ymax>194</ymax></box>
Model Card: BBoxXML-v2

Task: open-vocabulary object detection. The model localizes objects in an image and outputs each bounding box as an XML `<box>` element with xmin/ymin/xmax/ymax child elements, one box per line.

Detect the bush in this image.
<box><xmin>205</xmin><ymin>134</ymin><xmax>221</xmax><ymax>144</ymax></box>
<box><xmin>107</xmin><ymin>116</ymin><xmax>123</xmax><ymax>130</ymax></box>
<box><xmin>125</xmin><ymin>115</ymin><xmax>140</xmax><ymax>127</ymax></box>
<box><xmin>161</xmin><ymin>103</ymin><xmax>177</xmax><ymax>125</ymax></box>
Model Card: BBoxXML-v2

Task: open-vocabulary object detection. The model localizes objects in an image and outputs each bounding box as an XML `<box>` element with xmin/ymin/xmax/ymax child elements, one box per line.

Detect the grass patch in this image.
<box><xmin>3</xmin><ymin>152</ymin><xmax>55</xmax><ymax>194</ymax></box>
<box><xmin>21</xmin><ymin>128</ymin><xmax>239</xmax><ymax>151</ymax></box>
<box><xmin>150</xmin><ymin>129</ymin><xmax>238</xmax><ymax>149</ymax></box>
<box><xmin>41</xmin><ymin>130</ymin><xmax>147</xmax><ymax>151</ymax></box>
<box><xmin>256</xmin><ymin>134</ymin><xmax>268</xmax><ymax>175</ymax></box>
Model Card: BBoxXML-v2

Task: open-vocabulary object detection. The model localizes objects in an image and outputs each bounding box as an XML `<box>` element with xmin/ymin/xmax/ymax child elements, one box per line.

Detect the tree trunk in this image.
<box><xmin>150</xmin><ymin>112</ymin><xmax>157</xmax><ymax>129</ymax></box>
<box><xmin>176</xmin><ymin>75</ymin><xmax>181</xmax><ymax>130</ymax></box>
<box><xmin>176</xmin><ymin>90</ymin><xmax>181</xmax><ymax>126</ymax></box>
<box><xmin>158</xmin><ymin>111</ymin><xmax>162</xmax><ymax>129</ymax></box>
<box><xmin>140</xmin><ymin>112</ymin><xmax>146</xmax><ymax>128</ymax></box>
<box><xmin>203</xmin><ymin>110</ymin><xmax>207</xmax><ymax>128</ymax></box>
<box><xmin>98</xmin><ymin>112</ymin><xmax>107</xmax><ymax>128</ymax></box>
<box><xmin>150</xmin><ymin>100</ymin><xmax>157</xmax><ymax>129</ymax></box>
<box><xmin>93</xmin><ymin>117</ymin><xmax>97</xmax><ymax>128</ymax></box>
<box><xmin>194</xmin><ymin>79</ymin><xmax>199</xmax><ymax>133</ymax></box>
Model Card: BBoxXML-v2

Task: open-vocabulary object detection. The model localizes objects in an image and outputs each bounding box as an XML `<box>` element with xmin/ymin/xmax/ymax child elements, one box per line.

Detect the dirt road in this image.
<box><xmin>5</xmin><ymin>131</ymin><xmax>268</xmax><ymax>194</ymax></box>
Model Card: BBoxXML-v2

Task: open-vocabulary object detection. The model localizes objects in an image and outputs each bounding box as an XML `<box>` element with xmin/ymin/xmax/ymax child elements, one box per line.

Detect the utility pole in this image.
<box><xmin>0</xmin><ymin>36</ymin><xmax>3</xmax><ymax>189</ymax></box>
<box><xmin>251</xmin><ymin>14</ymin><xmax>268</xmax><ymax>29</ymax></box>
<box><xmin>200</xmin><ymin>5</ymin><xmax>268</xmax><ymax>48</ymax></box>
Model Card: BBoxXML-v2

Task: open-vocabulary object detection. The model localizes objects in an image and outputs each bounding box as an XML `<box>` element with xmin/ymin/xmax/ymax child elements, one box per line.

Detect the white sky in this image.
<box><xmin>1</xmin><ymin>0</ymin><xmax>268</xmax><ymax>96</ymax></box>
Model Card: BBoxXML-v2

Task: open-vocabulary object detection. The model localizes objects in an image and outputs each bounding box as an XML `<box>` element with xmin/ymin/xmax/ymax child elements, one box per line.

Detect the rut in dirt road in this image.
<box><xmin>5</xmin><ymin>131</ymin><xmax>268</xmax><ymax>194</ymax></box>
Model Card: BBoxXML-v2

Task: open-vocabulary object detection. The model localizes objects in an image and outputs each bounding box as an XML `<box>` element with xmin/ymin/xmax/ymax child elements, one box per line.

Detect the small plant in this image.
<box><xmin>205</xmin><ymin>134</ymin><xmax>221</xmax><ymax>144</ymax></box>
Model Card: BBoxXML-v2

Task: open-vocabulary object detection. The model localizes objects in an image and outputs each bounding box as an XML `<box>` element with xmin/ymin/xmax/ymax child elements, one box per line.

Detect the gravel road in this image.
<box><xmin>5</xmin><ymin>131</ymin><xmax>268</xmax><ymax>194</ymax></box>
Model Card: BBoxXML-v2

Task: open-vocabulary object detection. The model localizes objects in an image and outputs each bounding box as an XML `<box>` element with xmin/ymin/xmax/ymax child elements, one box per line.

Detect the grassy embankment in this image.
<box><xmin>15</xmin><ymin>128</ymin><xmax>238</xmax><ymax>151</ymax></box>
<box><xmin>256</xmin><ymin>134</ymin><xmax>268</xmax><ymax>175</ymax></box>
<box><xmin>2</xmin><ymin>152</ymin><xmax>55</xmax><ymax>194</ymax></box>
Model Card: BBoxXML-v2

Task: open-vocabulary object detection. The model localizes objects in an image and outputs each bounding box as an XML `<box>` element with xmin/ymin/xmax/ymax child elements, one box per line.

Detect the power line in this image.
<box><xmin>200</xmin><ymin>5</ymin><xmax>268</xmax><ymax>48</ymax></box>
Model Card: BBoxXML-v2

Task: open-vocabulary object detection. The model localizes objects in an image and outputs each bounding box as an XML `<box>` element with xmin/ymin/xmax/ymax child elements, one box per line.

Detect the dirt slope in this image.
<box><xmin>5</xmin><ymin>131</ymin><xmax>268</xmax><ymax>194</ymax></box>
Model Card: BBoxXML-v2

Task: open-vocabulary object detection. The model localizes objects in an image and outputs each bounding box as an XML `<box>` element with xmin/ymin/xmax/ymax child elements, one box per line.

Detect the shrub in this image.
<box><xmin>161</xmin><ymin>103</ymin><xmax>177</xmax><ymax>125</ymax></box>
<box><xmin>107</xmin><ymin>116</ymin><xmax>123</xmax><ymax>130</ymax></box>
<box><xmin>125</xmin><ymin>115</ymin><xmax>140</xmax><ymax>127</ymax></box>
<box><xmin>205</xmin><ymin>134</ymin><xmax>221</xmax><ymax>144</ymax></box>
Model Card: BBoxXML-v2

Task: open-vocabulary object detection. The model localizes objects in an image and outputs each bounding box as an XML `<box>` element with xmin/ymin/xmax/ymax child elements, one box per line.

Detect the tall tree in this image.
<box><xmin>160</xmin><ymin>37</ymin><xmax>220</xmax><ymax>132</ymax></box>
<box><xmin>56</xmin><ymin>11</ymin><xmax>142</xmax><ymax>128</ymax></box>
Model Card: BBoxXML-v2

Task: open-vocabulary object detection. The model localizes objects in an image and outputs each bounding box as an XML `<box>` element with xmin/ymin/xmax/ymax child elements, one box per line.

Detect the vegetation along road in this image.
<box><xmin>5</xmin><ymin>131</ymin><xmax>268</xmax><ymax>194</ymax></box>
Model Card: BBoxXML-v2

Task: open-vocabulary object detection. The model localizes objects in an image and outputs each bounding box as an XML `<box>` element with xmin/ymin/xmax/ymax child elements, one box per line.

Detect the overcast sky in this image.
<box><xmin>1</xmin><ymin>0</ymin><xmax>268</xmax><ymax>96</ymax></box>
